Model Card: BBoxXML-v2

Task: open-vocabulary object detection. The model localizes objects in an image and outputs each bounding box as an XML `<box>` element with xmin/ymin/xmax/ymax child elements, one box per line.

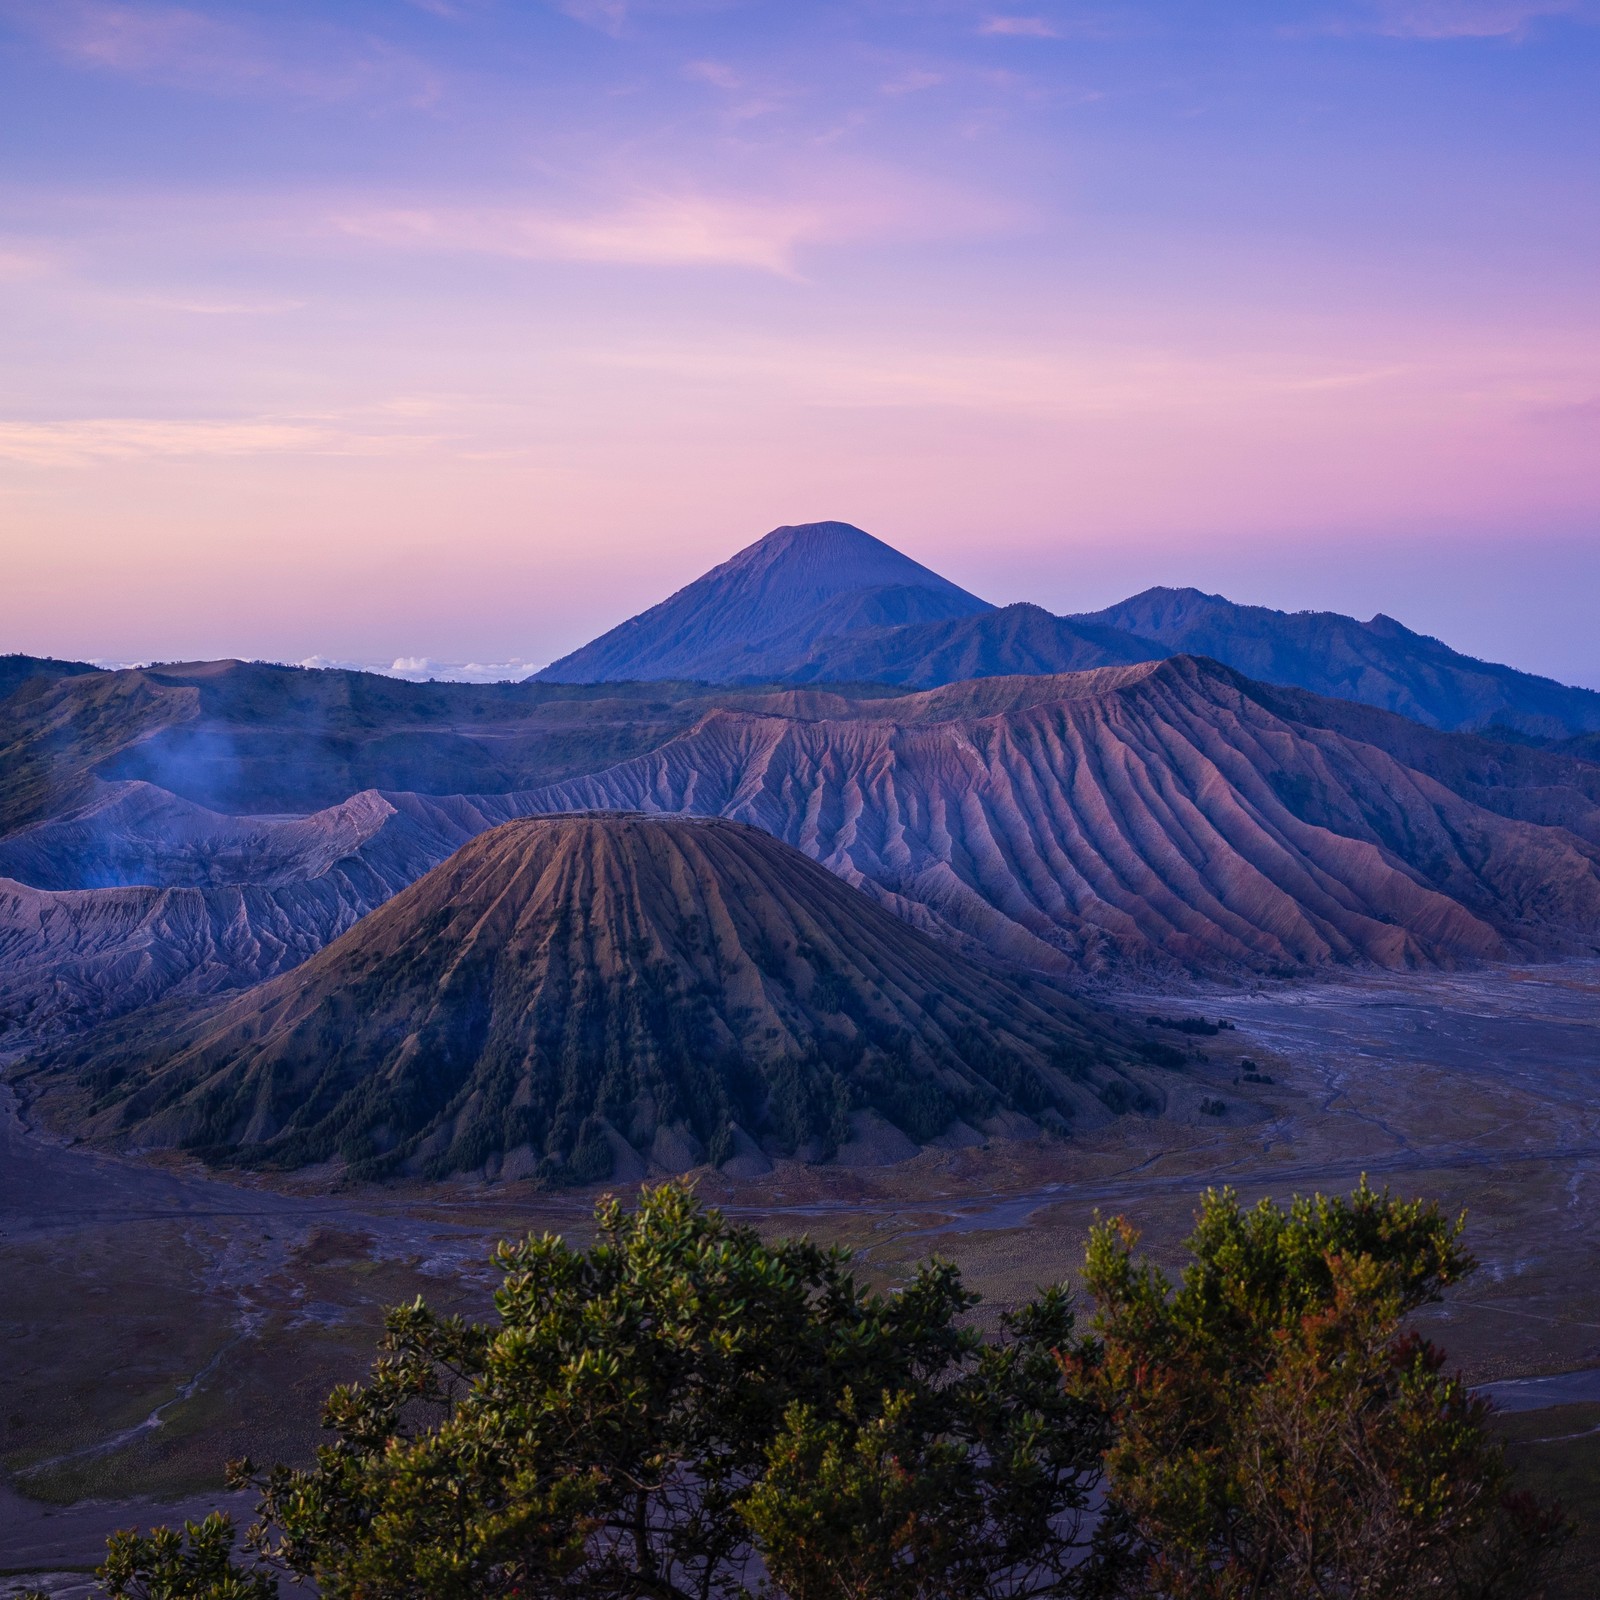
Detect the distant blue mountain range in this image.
<box><xmin>537</xmin><ymin>520</ymin><xmax>1600</xmax><ymax>742</ymax></box>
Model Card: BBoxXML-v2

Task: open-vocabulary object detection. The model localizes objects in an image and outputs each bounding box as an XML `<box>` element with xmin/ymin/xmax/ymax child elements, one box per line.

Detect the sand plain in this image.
<box><xmin>3</xmin><ymin>959</ymin><xmax>1598</xmax><ymax>1592</ymax></box>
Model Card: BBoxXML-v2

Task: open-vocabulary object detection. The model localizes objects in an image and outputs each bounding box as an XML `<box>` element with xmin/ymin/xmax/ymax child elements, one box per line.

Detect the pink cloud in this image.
<box><xmin>0</xmin><ymin>0</ymin><xmax>441</xmax><ymax>103</ymax></box>
<box><xmin>0</xmin><ymin>416</ymin><xmax>429</xmax><ymax>468</ymax></box>
<box><xmin>329</xmin><ymin>172</ymin><xmax>1015</xmax><ymax>275</ymax></box>
<box><xmin>684</xmin><ymin>58</ymin><xmax>742</xmax><ymax>90</ymax></box>
<box><xmin>0</xmin><ymin>164</ymin><xmax>1016</xmax><ymax>284</ymax></box>
<box><xmin>979</xmin><ymin>15</ymin><xmax>1062</xmax><ymax>38</ymax></box>
<box><xmin>137</xmin><ymin>295</ymin><xmax>308</xmax><ymax>315</ymax></box>
<box><xmin>0</xmin><ymin>244</ymin><xmax>53</xmax><ymax>278</ymax></box>
<box><xmin>333</xmin><ymin>195</ymin><xmax>829</xmax><ymax>275</ymax></box>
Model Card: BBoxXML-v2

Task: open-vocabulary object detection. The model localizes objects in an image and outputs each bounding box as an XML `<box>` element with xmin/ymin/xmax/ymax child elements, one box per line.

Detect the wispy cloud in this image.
<box><xmin>334</xmin><ymin>195</ymin><xmax>824</xmax><ymax>275</ymax></box>
<box><xmin>881</xmin><ymin>67</ymin><xmax>945</xmax><ymax>95</ymax></box>
<box><xmin>681</xmin><ymin>57</ymin><xmax>792</xmax><ymax>120</ymax></box>
<box><xmin>583</xmin><ymin>330</ymin><xmax>1600</xmax><ymax>422</ymax></box>
<box><xmin>0</xmin><ymin>170</ymin><xmax>1011</xmax><ymax>282</ymax></box>
<box><xmin>138</xmin><ymin>295</ymin><xmax>308</xmax><ymax>316</ymax></box>
<box><xmin>0</xmin><ymin>417</ymin><xmax>431</xmax><ymax>467</ymax></box>
<box><xmin>556</xmin><ymin>0</ymin><xmax>629</xmax><ymax>37</ymax></box>
<box><xmin>1</xmin><ymin>0</ymin><xmax>441</xmax><ymax>103</ymax></box>
<box><xmin>1527</xmin><ymin>394</ymin><xmax>1600</xmax><ymax>424</ymax></box>
<box><xmin>553</xmin><ymin>0</ymin><xmax>740</xmax><ymax>37</ymax></box>
<box><xmin>684</xmin><ymin>58</ymin><xmax>742</xmax><ymax>90</ymax></box>
<box><xmin>330</xmin><ymin>176</ymin><xmax>1010</xmax><ymax>275</ymax></box>
<box><xmin>979</xmin><ymin>15</ymin><xmax>1062</xmax><ymax>38</ymax></box>
<box><xmin>1330</xmin><ymin>0</ymin><xmax>1587</xmax><ymax>38</ymax></box>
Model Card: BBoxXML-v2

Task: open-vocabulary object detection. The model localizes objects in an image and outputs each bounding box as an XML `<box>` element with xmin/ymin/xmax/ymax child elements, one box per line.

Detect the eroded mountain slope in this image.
<box><xmin>524</xmin><ymin>658</ymin><xmax>1600</xmax><ymax>973</ymax></box>
<box><xmin>0</xmin><ymin>784</ymin><xmax>494</xmax><ymax>1040</ymax></box>
<box><xmin>8</xmin><ymin>661</ymin><xmax>1600</xmax><ymax>1044</ymax></box>
<box><xmin>1249</xmin><ymin>684</ymin><xmax>1600</xmax><ymax>847</ymax></box>
<box><xmin>0</xmin><ymin>876</ymin><xmax>380</xmax><ymax>1040</ymax></box>
<box><xmin>0</xmin><ymin>657</ymin><xmax>913</xmax><ymax>824</ymax></box>
<box><xmin>0</xmin><ymin>668</ymin><xmax>200</xmax><ymax>835</ymax></box>
<box><xmin>25</xmin><ymin>816</ymin><xmax>1162</xmax><ymax>1183</ymax></box>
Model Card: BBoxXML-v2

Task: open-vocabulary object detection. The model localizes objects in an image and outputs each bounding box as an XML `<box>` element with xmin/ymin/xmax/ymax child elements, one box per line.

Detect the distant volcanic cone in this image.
<box><xmin>31</xmin><ymin>815</ymin><xmax>1160</xmax><ymax>1184</ymax></box>
<box><xmin>534</xmin><ymin>520</ymin><xmax>992</xmax><ymax>684</ymax></box>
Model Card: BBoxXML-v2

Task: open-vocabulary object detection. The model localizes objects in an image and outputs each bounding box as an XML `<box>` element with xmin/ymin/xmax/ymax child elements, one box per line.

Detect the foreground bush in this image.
<box><xmin>75</xmin><ymin>1181</ymin><xmax>1564</xmax><ymax>1600</ymax></box>
<box><xmin>1069</xmin><ymin>1180</ymin><xmax>1568</xmax><ymax>1598</ymax></box>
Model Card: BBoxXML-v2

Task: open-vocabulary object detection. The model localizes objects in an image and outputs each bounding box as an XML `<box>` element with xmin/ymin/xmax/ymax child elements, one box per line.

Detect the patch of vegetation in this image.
<box><xmin>1145</xmin><ymin>1014</ymin><xmax>1232</xmax><ymax>1036</ymax></box>
<box><xmin>1074</xmin><ymin>1180</ymin><xmax>1566</xmax><ymax>1597</ymax></box>
<box><xmin>1134</xmin><ymin>1038</ymin><xmax>1188</xmax><ymax>1069</ymax></box>
<box><xmin>1099</xmin><ymin>1079</ymin><xmax>1157</xmax><ymax>1116</ymax></box>
<box><xmin>78</xmin><ymin>1182</ymin><xmax>1566</xmax><ymax>1600</ymax></box>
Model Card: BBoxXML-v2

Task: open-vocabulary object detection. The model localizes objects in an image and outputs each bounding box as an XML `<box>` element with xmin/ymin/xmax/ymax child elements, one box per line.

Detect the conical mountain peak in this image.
<box><xmin>47</xmin><ymin>813</ymin><xmax>1150</xmax><ymax>1183</ymax></box>
<box><xmin>716</xmin><ymin>521</ymin><xmax>963</xmax><ymax>588</ymax></box>
<box><xmin>536</xmin><ymin>522</ymin><xmax>990</xmax><ymax>684</ymax></box>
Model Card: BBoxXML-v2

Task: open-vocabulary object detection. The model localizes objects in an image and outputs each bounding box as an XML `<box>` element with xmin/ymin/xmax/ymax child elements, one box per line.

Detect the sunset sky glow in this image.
<box><xmin>2</xmin><ymin>0</ymin><xmax>1598</xmax><ymax>682</ymax></box>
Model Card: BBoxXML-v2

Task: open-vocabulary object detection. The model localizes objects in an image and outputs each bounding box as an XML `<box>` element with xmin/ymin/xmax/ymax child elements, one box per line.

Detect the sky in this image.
<box><xmin>1</xmin><ymin>1</ymin><xmax>1598</xmax><ymax>685</ymax></box>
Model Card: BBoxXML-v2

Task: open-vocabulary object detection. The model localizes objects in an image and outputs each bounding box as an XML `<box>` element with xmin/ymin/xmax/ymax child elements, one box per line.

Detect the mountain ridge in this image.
<box><xmin>6</xmin><ymin>659</ymin><xmax>1600</xmax><ymax>1043</ymax></box>
<box><xmin>1077</xmin><ymin>587</ymin><xmax>1600</xmax><ymax>739</ymax></box>
<box><xmin>519</xmin><ymin>655</ymin><xmax>1600</xmax><ymax>974</ymax></box>
<box><xmin>762</xmin><ymin>603</ymin><xmax>1161</xmax><ymax>687</ymax></box>
<box><xmin>527</xmin><ymin>524</ymin><xmax>1600</xmax><ymax>739</ymax></box>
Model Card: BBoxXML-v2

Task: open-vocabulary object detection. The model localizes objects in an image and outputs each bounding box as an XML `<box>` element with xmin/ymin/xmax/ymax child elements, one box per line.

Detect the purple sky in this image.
<box><xmin>1</xmin><ymin>1</ymin><xmax>1597</xmax><ymax>684</ymax></box>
